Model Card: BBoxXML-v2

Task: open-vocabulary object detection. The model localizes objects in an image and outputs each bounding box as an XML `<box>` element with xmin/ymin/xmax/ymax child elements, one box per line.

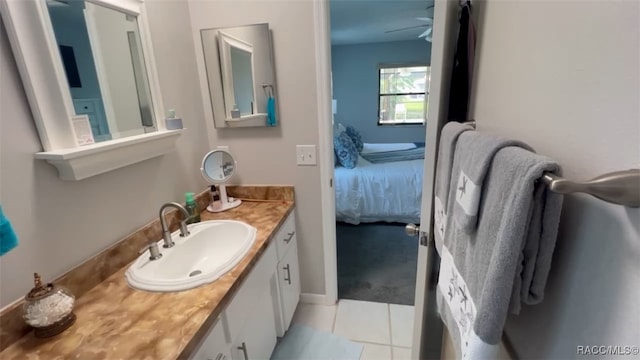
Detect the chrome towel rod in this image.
<box><xmin>542</xmin><ymin>170</ymin><xmax>640</xmax><ymax>207</ymax></box>
<box><xmin>459</xmin><ymin>119</ymin><xmax>640</xmax><ymax>207</ymax></box>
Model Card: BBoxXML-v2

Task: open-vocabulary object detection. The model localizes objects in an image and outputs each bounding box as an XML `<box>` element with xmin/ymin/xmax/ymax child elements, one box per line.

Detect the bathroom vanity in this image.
<box><xmin>192</xmin><ymin>212</ymin><xmax>300</xmax><ymax>360</ymax></box>
<box><xmin>0</xmin><ymin>191</ymin><xmax>299</xmax><ymax>360</ymax></box>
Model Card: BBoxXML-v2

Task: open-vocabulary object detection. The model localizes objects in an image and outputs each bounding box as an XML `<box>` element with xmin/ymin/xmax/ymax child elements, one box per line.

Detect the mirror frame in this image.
<box><xmin>0</xmin><ymin>0</ymin><xmax>182</xmax><ymax>180</ymax></box>
<box><xmin>198</xmin><ymin>23</ymin><xmax>277</xmax><ymax>128</ymax></box>
<box><xmin>218</xmin><ymin>31</ymin><xmax>257</xmax><ymax>120</ymax></box>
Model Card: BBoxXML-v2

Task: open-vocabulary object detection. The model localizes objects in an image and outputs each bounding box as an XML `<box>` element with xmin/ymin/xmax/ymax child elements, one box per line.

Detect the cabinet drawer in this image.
<box><xmin>275</xmin><ymin>212</ymin><xmax>296</xmax><ymax>261</ymax></box>
<box><xmin>225</xmin><ymin>242</ymin><xmax>277</xmax><ymax>342</ymax></box>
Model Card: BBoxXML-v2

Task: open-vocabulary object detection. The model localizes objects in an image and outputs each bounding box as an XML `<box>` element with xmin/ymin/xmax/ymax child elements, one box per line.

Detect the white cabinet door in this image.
<box><xmin>278</xmin><ymin>242</ymin><xmax>301</xmax><ymax>332</ymax></box>
<box><xmin>230</xmin><ymin>282</ymin><xmax>278</xmax><ymax>360</ymax></box>
<box><xmin>191</xmin><ymin>318</ymin><xmax>231</xmax><ymax>360</ymax></box>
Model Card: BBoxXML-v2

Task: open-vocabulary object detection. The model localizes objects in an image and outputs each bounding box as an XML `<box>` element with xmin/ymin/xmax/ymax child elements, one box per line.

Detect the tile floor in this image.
<box><xmin>291</xmin><ymin>299</ymin><xmax>414</xmax><ymax>360</ymax></box>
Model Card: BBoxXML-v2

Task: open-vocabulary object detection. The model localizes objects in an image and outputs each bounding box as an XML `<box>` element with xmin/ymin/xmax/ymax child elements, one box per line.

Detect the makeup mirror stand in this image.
<box><xmin>209</xmin><ymin>183</ymin><xmax>241</xmax><ymax>213</ymax></box>
<box><xmin>200</xmin><ymin>149</ymin><xmax>242</xmax><ymax>212</ymax></box>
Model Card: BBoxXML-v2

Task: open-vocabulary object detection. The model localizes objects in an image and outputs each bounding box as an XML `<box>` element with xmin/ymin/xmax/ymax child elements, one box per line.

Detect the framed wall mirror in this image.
<box><xmin>1</xmin><ymin>0</ymin><xmax>181</xmax><ymax>180</ymax></box>
<box><xmin>46</xmin><ymin>0</ymin><xmax>155</xmax><ymax>141</ymax></box>
<box><xmin>200</xmin><ymin>23</ymin><xmax>278</xmax><ymax>128</ymax></box>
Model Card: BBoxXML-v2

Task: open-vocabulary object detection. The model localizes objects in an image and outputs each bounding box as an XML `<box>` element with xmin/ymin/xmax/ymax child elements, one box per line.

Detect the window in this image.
<box><xmin>378</xmin><ymin>65</ymin><xmax>430</xmax><ymax>125</ymax></box>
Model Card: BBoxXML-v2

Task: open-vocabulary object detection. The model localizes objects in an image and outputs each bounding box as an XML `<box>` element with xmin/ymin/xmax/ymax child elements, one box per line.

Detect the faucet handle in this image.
<box><xmin>139</xmin><ymin>242</ymin><xmax>162</xmax><ymax>261</ymax></box>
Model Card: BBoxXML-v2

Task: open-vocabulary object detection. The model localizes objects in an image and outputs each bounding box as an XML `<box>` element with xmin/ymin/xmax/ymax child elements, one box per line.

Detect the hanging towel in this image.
<box><xmin>267</xmin><ymin>96</ymin><xmax>277</xmax><ymax>127</ymax></box>
<box><xmin>451</xmin><ymin>131</ymin><xmax>532</xmax><ymax>234</ymax></box>
<box><xmin>437</xmin><ymin>145</ymin><xmax>563</xmax><ymax>359</ymax></box>
<box><xmin>0</xmin><ymin>206</ymin><xmax>19</xmax><ymax>256</ymax></box>
<box><xmin>448</xmin><ymin>2</ymin><xmax>476</xmax><ymax>122</ymax></box>
<box><xmin>434</xmin><ymin>122</ymin><xmax>474</xmax><ymax>251</ymax></box>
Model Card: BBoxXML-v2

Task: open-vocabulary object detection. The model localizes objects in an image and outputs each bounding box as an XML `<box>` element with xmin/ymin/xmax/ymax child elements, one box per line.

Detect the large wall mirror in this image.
<box><xmin>46</xmin><ymin>0</ymin><xmax>155</xmax><ymax>142</ymax></box>
<box><xmin>1</xmin><ymin>0</ymin><xmax>181</xmax><ymax>180</ymax></box>
<box><xmin>201</xmin><ymin>23</ymin><xmax>278</xmax><ymax>128</ymax></box>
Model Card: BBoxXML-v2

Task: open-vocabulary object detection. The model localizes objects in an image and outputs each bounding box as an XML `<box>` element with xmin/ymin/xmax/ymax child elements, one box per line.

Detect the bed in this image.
<box><xmin>334</xmin><ymin>143</ymin><xmax>424</xmax><ymax>225</ymax></box>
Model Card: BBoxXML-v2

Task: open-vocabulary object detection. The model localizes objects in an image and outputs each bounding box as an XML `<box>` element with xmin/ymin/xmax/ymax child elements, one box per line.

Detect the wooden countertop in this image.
<box><xmin>0</xmin><ymin>200</ymin><xmax>294</xmax><ymax>360</ymax></box>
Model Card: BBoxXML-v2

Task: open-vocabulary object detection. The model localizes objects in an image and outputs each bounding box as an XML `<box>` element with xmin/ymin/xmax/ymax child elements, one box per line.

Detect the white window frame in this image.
<box><xmin>0</xmin><ymin>0</ymin><xmax>182</xmax><ymax>180</ymax></box>
<box><xmin>377</xmin><ymin>63</ymin><xmax>429</xmax><ymax>126</ymax></box>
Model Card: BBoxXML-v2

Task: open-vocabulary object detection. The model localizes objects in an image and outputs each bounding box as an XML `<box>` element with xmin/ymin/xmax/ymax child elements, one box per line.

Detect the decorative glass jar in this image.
<box><xmin>23</xmin><ymin>273</ymin><xmax>76</xmax><ymax>338</ymax></box>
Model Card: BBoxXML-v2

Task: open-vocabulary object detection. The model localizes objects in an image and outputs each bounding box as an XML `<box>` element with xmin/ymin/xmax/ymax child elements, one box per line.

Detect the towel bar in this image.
<box><xmin>458</xmin><ymin>120</ymin><xmax>639</xmax><ymax>207</ymax></box>
<box><xmin>542</xmin><ymin>169</ymin><xmax>640</xmax><ymax>207</ymax></box>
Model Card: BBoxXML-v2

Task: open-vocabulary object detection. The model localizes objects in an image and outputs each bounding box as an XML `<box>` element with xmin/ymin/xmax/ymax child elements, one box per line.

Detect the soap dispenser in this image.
<box><xmin>185</xmin><ymin>192</ymin><xmax>201</xmax><ymax>224</ymax></box>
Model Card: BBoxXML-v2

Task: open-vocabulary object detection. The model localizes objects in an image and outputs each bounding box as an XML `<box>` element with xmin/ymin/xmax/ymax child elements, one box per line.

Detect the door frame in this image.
<box><xmin>312</xmin><ymin>0</ymin><xmax>338</xmax><ymax>307</ymax></box>
<box><xmin>313</xmin><ymin>1</ymin><xmax>459</xmax><ymax>358</ymax></box>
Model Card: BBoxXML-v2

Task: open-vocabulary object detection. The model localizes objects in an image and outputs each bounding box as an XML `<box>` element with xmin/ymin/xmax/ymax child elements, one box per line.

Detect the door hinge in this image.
<box><xmin>419</xmin><ymin>231</ymin><xmax>430</xmax><ymax>247</ymax></box>
<box><xmin>330</xmin><ymin>178</ymin><xmax>333</xmax><ymax>187</ymax></box>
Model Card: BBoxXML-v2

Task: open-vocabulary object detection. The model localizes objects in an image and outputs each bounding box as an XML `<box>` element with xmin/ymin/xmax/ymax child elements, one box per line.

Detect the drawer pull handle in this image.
<box><xmin>283</xmin><ymin>264</ymin><xmax>291</xmax><ymax>285</ymax></box>
<box><xmin>283</xmin><ymin>231</ymin><xmax>295</xmax><ymax>244</ymax></box>
<box><xmin>238</xmin><ymin>342</ymin><xmax>249</xmax><ymax>360</ymax></box>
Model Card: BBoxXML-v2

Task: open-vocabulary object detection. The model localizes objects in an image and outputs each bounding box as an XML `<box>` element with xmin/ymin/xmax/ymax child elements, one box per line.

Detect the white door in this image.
<box><xmin>410</xmin><ymin>0</ymin><xmax>462</xmax><ymax>358</ymax></box>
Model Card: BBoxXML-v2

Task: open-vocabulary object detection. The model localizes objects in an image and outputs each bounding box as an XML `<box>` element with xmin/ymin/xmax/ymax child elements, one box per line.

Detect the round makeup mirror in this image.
<box><xmin>201</xmin><ymin>150</ymin><xmax>241</xmax><ymax>212</ymax></box>
<box><xmin>201</xmin><ymin>149</ymin><xmax>236</xmax><ymax>183</ymax></box>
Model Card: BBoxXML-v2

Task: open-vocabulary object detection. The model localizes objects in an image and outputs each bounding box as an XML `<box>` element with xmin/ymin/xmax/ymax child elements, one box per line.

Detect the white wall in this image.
<box><xmin>0</xmin><ymin>0</ymin><xmax>210</xmax><ymax>307</ymax></box>
<box><xmin>469</xmin><ymin>0</ymin><xmax>640</xmax><ymax>357</ymax></box>
<box><xmin>189</xmin><ymin>0</ymin><xmax>326</xmax><ymax>295</ymax></box>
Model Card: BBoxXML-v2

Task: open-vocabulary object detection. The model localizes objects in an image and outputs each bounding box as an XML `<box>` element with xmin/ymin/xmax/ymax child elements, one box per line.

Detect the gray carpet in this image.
<box><xmin>336</xmin><ymin>222</ymin><xmax>418</xmax><ymax>305</ymax></box>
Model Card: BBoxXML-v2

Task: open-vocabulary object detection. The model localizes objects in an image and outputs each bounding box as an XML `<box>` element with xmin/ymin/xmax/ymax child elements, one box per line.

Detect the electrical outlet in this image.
<box><xmin>296</xmin><ymin>145</ymin><xmax>317</xmax><ymax>166</ymax></box>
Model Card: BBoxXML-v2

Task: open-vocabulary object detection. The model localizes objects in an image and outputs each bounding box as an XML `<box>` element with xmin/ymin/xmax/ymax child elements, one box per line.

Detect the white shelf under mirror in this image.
<box><xmin>1</xmin><ymin>0</ymin><xmax>180</xmax><ymax>181</ymax></box>
<box><xmin>224</xmin><ymin>113</ymin><xmax>268</xmax><ymax>127</ymax></box>
<box><xmin>35</xmin><ymin>130</ymin><xmax>183</xmax><ymax>181</ymax></box>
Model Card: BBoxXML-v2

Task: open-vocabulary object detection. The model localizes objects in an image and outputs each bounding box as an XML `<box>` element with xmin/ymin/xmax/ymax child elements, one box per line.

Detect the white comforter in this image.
<box><xmin>334</xmin><ymin>157</ymin><xmax>423</xmax><ymax>224</ymax></box>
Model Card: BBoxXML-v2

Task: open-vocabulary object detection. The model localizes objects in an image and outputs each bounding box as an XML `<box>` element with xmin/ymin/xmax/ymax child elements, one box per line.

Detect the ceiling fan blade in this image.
<box><xmin>384</xmin><ymin>24</ymin><xmax>429</xmax><ymax>34</ymax></box>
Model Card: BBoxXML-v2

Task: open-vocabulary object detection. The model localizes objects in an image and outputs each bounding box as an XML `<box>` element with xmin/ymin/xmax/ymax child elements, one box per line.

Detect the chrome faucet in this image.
<box><xmin>159</xmin><ymin>202</ymin><xmax>190</xmax><ymax>248</ymax></box>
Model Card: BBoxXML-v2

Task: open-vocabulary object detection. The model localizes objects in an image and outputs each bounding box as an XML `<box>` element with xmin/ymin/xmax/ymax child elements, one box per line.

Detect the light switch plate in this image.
<box><xmin>296</xmin><ymin>145</ymin><xmax>317</xmax><ymax>166</ymax></box>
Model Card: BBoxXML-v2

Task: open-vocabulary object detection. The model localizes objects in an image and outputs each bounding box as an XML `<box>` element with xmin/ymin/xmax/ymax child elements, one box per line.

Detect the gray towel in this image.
<box><xmin>451</xmin><ymin>131</ymin><xmax>532</xmax><ymax>234</ymax></box>
<box><xmin>434</xmin><ymin>122</ymin><xmax>474</xmax><ymax>251</ymax></box>
<box><xmin>437</xmin><ymin>145</ymin><xmax>563</xmax><ymax>359</ymax></box>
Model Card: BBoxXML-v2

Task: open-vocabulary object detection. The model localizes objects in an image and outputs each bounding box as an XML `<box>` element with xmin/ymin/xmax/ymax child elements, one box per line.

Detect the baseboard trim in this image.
<box><xmin>300</xmin><ymin>293</ymin><xmax>334</xmax><ymax>305</ymax></box>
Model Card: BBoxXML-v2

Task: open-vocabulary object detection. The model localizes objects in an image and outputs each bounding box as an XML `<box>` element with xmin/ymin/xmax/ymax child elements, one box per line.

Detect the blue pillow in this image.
<box><xmin>334</xmin><ymin>132</ymin><xmax>359</xmax><ymax>169</ymax></box>
<box><xmin>345</xmin><ymin>126</ymin><xmax>363</xmax><ymax>153</ymax></box>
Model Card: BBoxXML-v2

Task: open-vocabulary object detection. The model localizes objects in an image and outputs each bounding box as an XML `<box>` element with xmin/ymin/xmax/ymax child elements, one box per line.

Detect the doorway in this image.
<box><xmin>330</xmin><ymin>0</ymin><xmax>434</xmax><ymax>307</ymax></box>
<box><xmin>313</xmin><ymin>0</ymin><xmax>462</xmax><ymax>358</ymax></box>
<box><xmin>324</xmin><ymin>0</ymin><xmax>439</xmax><ymax>356</ymax></box>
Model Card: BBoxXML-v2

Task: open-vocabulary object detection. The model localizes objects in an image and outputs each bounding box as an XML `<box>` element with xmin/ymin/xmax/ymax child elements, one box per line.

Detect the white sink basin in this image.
<box><xmin>125</xmin><ymin>220</ymin><xmax>256</xmax><ymax>292</ymax></box>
